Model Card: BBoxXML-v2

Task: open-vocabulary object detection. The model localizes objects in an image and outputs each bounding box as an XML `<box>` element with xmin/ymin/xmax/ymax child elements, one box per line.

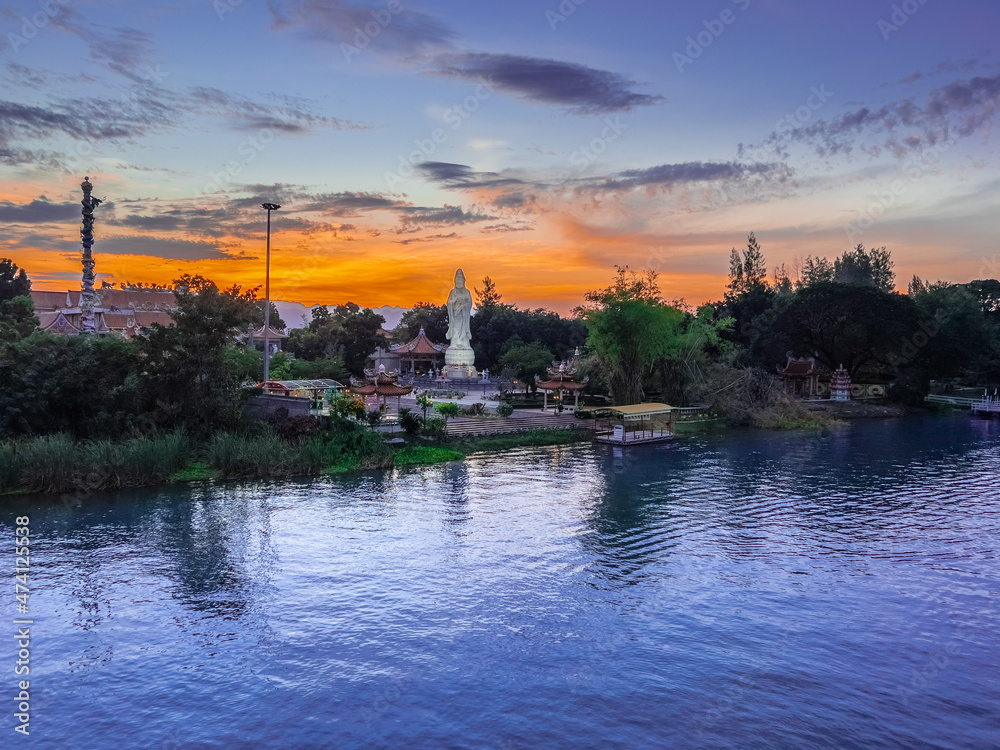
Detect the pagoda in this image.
<box><xmin>830</xmin><ymin>365</ymin><xmax>851</xmax><ymax>401</ymax></box>
<box><xmin>535</xmin><ymin>360</ymin><xmax>589</xmax><ymax>413</ymax></box>
<box><xmin>350</xmin><ymin>364</ymin><xmax>414</xmax><ymax>410</ymax></box>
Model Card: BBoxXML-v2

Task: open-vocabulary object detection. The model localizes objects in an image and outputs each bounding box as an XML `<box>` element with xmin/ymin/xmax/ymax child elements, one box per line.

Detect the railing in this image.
<box><xmin>924</xmin><ymin>395</ymin><xmax>980</xmax><ymax>407</ymax></box>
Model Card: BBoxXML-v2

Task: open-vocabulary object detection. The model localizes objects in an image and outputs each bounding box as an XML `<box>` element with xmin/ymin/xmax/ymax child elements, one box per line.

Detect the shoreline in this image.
<box><xmin>0</xmin><ymin>405</ymin><xmax>964</xmax><ymax>500</ymax></box>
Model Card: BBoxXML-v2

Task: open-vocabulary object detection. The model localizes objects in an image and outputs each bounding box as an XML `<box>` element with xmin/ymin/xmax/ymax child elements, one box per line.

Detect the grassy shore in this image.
<box><xmin>0</xmin><ymin>427</ymin><xmax>587</xmax><ymax>497</ymax></box>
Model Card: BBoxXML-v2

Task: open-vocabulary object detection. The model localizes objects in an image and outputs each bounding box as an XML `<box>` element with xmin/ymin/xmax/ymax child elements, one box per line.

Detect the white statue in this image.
<box><xmin>446</xmin><ymin>268</ymin><xmax>473</xmax><ymax>349</ymax></box>
<box><xmin>443</xmin><ymin>268</ymin><xmax>475</xmax><ymax>378</ymax></box>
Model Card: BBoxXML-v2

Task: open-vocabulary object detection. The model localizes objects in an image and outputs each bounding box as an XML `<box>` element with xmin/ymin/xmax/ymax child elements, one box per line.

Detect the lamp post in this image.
<box><xmin>261</xmin><ymin>202</ymin><xmax>281</xmax><ymax>383</ymax></box>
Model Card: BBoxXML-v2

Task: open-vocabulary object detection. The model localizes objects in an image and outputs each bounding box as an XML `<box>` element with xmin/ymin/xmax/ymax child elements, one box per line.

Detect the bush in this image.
<box><xmin>462</xmin><ymin>402</ymin><xmax>486</xmax><ymax>417</ymax></box>
<box><xmin>574</xmin><ymin>409</ymin><xmax>593</xmax><ymax>419</ymax></box>
<box><xmin>398</xmin><ymin>407</ymin><xmax>423</xmax><ymax>435</ymax></box>
<box><xmin>365</xmin><ymin>409</ymin><xmax>383</xmax><ymax>427</ymax></box>
<box><xmin>496</xmin><ymin>402</ymin><xmax>514</xmax><ymax>418</ymax></box>
<box><xmin>434</xmin><ymin>402</ymin><xmax>461</xmax><ymax>420</ymax></box>
<box><xmin>205</xmin><ymin>431</ymin><xmax>294</xmax><ymax>477</ymax></box>
<box><xmin>423</xmin><ymin>417</ymin><xmax>446</xmax><ymax>436</ymax></box>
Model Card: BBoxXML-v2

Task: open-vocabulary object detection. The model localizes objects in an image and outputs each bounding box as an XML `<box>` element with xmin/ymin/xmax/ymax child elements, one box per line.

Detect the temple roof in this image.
<box><xmin>252</xmin><ymin>325</ymin><xmax>288</xmax><ymax>340</ymax></box>
<box><xmin>351</xmin><ymin>365</ymin><xmax>414</xmax><ymax>397</ymax></box>
<box><xmin>391</xmin><ymin>327</ymin><xmax>446</xmax><ymax>356</ymax></box>
<box><xmin>31</xmin><ymin>288</ymin><xmax>177</xmax><ymax>313</ymax></box>
<box><xmin>777</xmin><ymin>354</ymin><xmax>816</xmax><ymax>376</ymax></box>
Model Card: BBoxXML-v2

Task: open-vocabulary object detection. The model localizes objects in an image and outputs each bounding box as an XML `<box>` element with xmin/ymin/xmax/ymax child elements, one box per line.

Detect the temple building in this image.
<box><xmin>368</xmin><ymin>327</ymin><xmax>448</xmax><ymax>375</ymax></box>
<box><xmin>30</xmin><ymin>177</ymin><xmax>176</xmax><ymax>338</ymax></box>
<box><xmin>777</xmin><ymin>354</ymin><xmax>819</xmax><ymax>398</ymax></box>
<box><xmin>536</xmin><ymin>360</ymin><xmax>589</xmax><ymax>412</ymax></box>
<box><xmin>350</xmin><ymin>365</ymin><xmax>414</xmax><ymax>409</ymax></box>
<box><xmin>32</xmin><ymin>287</ymin><xmax>176</xmax><ymax>338</ymax></box>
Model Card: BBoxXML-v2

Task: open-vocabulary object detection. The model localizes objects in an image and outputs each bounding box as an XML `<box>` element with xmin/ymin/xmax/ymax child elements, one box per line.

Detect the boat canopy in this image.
<box><xmin>604</xmin><ymin>403</ymin><xmax>673</xmax><ymax>419</ymax></box>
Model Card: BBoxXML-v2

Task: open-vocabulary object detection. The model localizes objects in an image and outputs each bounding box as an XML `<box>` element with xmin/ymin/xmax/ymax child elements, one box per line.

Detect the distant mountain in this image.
<box><xmin>273</xmin><ymin>301</ymin><xmax>407</xmax><ymax>330</ymax></box>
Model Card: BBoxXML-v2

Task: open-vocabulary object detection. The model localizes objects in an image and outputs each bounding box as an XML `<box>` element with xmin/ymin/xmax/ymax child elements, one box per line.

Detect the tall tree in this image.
<box><xmin>474</xmin><ymin>276</ymin><xmax>503</xmax><ymax>308</ymax></box>
<box><xmin>397</xmin><ymin>302</ymin><xmax>449</xmax><ymax>343</ymax></box>
<box><xmin>576</xmin><ymin>267</ymin><xmax>683</xmax><ymax>405</ymax></box>
<box><xmin>286</xmin><ymin>303</ymin><xmax>385</xmax><ymax>375</ymax></box>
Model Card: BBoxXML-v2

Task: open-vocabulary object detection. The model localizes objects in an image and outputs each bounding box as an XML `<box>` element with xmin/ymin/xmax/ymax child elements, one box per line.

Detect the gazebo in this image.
<box><xmin>593</xmin><ymin>403</ymin><xmax>675</xmax><ymax>445</ymax></box>
<box><xmin>350</xmin><ymin>365</ymin><xmax>414</xmax><ymax>409</ymax></box>
<box><xmin>535</xmin><ymin>361</ymin><xmax>589</xmax><ymax>412</ymax></box>
<box><xmin>390</xmin><ymin>327</ymin><xmax>447</xmax><ymax>375</ymax></box>
<box><xmin>259</xmin><ymin>379</ymin><xmax>345</xmax><ymax>399</ymax></box>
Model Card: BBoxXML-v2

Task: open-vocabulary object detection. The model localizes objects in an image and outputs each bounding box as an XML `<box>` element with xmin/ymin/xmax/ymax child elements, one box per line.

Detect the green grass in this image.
<box><xmin>393</xmin><ymin>446</ymin><xmax>465</xmax><ymax>467</ymax></box>
<box><xmin>322</xmin><ymin>455</ymin><xmax>362</xmax><ymax>474</ymax></box>
<box><xmin>450</xmin><ymin>428</ymin><xmax>588</xmax><ymax>454</ymax></box>
<box><xmin>170</xmin><ymin>461</ymin><xmax>219</xmax><ymax>482</ymax></box>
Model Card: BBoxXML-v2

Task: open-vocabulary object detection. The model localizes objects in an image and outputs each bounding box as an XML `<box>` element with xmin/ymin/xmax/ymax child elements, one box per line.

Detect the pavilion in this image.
<box><xmin>536</xmin><ymin>361</ymin><xmax>589</xmax><ymax>412</ymax></box>
<box><xmin>389</xmin><ymin>328</ymin><xmax>447</xmax><ymax>375</ymax></box>
<box><xmin>350</xmin><ymin>365</ymin><xmax>414</xmax><ymax>409</ymax></box>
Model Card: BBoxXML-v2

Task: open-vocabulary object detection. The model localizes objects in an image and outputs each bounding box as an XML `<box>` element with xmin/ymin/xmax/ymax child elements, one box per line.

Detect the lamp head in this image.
<box><xmin>261</xmin><ymin>203</ymin><xmax>281</xmax><ymax>211</ymax></box>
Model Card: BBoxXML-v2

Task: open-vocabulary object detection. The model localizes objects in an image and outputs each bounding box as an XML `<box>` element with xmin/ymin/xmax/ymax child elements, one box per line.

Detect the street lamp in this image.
<box><xmin>261</xmin><ymin>202</ymin><xmax>281</xmax><ymax>383</ymax></box>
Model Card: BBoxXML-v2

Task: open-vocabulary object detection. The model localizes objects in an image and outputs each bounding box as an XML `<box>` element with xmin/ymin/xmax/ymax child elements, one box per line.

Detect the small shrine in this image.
<box><xmin>350</xmin><ymin>365</ymin><xmax>414</xmax><ymax>410</ymax></box>
<box><xmin>830</xmin><ymin>365</ymin><xmax>851</xmax><ymax>401</ymax></box>
<box><xmin>251</xmin><ymin>325</ymin><xmax>288</xmax><ymax>355</ymax></box>
<box><xmin>390</xmin><ymin>327</ymin><xmax>447</xmax><ymax>374</ymax></box>
<box><xmin>777</xmin><ymin>353</ymin><xmax>818</xmax><ymax>398</ymax></box>
<box><xmin>535</xmin><ymin>360</ymin><xmax>589</xmax><ymax>412</ymax></box>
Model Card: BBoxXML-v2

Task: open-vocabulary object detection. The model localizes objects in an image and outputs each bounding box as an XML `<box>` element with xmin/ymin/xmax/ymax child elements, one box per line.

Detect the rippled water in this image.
<box><xmin>4</xmin><ymin>415</ymin><xmax>1000</xmax><ymax>749</ymax></box>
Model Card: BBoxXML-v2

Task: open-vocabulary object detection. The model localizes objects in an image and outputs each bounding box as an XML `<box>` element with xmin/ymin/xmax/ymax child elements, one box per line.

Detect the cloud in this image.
<box><xmin>595</xmin><ymin>161</ymin><xmax>785</xmax><ymax>191</ymax></box>
<box><xmin>417</xmin><ymin>161</ymin><xmax>524</xmax><ymax>189</ymax></box>
<box><xmin>430</xmin><ymin>53</ymin><xmax>665</xmax><ymax>114</ymax></box>
<box><xmin>0</xmin><ymin>199</ymin><xmax>80</xmax><ymax>223</ymax></box>
<box><xmin>766</xmin><ymin>72</ymin><xmax>1000</xmax><ymax>159</ymax></box>
<box><xmin>393</xmin><ymin>232</ymin><xmax>458</xmax><ymax>245</ymax></box>
<box><xmin>268</xmin><ymin>0</ymin><xmax>454</xmax><ymax>57</ymax></box>
<box><xmin>480</xmin><ymin>223</ymin><xmax>533</xmax><ymax>234</ymax></box>
<box><xmin>188</xmin><ymin>87</ymin><xmax>371</xmax><ymax>133</ymax></box>
<box><xmin>399</xmin><ymin>204</ymin><xmax>496</xmax><ymax>227</ymax></box>
<box><xmin>95</xmin><ymin>236</ymin><xmax>234</xmax><ymax>261</ymax></box>
<box><xmin>301</xmin><ymin>191</ymin><xmax>413</xmax><ymax>216</ymax></box>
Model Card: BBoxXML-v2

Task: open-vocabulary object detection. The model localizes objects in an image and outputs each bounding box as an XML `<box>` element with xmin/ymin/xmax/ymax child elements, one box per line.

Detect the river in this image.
<box><xmin>3</xmin><ymin>415</ymin><xmax>999</xmax><ymax>749</ymax></box>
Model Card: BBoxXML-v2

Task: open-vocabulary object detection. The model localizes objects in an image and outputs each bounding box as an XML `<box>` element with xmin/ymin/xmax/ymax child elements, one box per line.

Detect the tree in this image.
<box><xmin>140</xmin><ymin>283</ymin><xmax>259</xmax><ymax>433</ymax></box>
<box><xmin>834</xmin><ymin>244</ymin><xmax>895</xmax><ymax>292</ymax></box>
<box><xmin>434</xmin><ymin>401</ymin><xmax>460</xmax><ymax>426</ymax></box>
<box><xmin>721</xmin><ymin>234</ymin><xmax>775</xmax><ymax>352</ymax></box>
<box><xmin>575</xmin><ymin>267</ymin><xmax>684</xmax><ymax>405</ymax></box>
<box><xmin>766</xmin><ymin>282</ymin><xmax>917</xmax><ymax>377</ymax></box>
<box><xmin>398</xmin><ymin>302</ymin><xmax>448</xmax><ymax>343</ymax></box>
<box><xmin>474</xmin><ymin>276</ymin><xmax>502</xmax><ymax>308</ymax></box>
<box><xmin>0</xmin><ymin>259</ymin><xmax>37</xmax><ymax>342</ymax></box>
<box><xmin>498</xmin><ymin>341</ymin><xmax>553</xmax><ymax>394</ymax></box>
<box><xmin>286</xmin><ymin>303</ymin><xmax>385</xmax><ymax>375</ymax></box>
<box><xmin>0</xmin><ymin>259</ymin><xmax>31</xmax><ymax>301</ymax></box>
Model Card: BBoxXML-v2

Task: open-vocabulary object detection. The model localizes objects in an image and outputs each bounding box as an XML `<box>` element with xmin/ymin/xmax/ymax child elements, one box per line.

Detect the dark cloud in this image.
<box><xmin>268</xmin><ymin>0</ymin><xmax>454</xmax><ymax>56</ymax></box>
<box><xmin>188</xmin><ymin>87</ymin><xmax>370</xmax><ymax>133</ymax></box>
<box><xmin>595</xmin><ymin>161</ymin><xmax>784</xmax><ymax>192</ymax></box>
<box><xmin>393</xmin><ymin>232</ymin><xmax>458</xmax><ymax>245</ymax></box>
<box><xmin>0</xmin><ymin>199</ymin><xmax>80</xmax><ymax>223</ymax></box>
<box><xmin>301</xmin><ymin>191</ymin><xmax>412</xmax><ymax>215</ymax></box>
<box><xmin>480</xmin><ymin>223</ymin><xmax>533</xmax><ymax>234</ymax></box>
<box><xmin>399</xmin><ymin>205</ymin><xmax>496</xmax><ymax>227</ymax></box>
<box><xmin>418</xmin><ymin>161</ymin><xmax>524</xmax><ymax>189</ymax></box>
<box><xmin>767</xmin><ymin>72</ymin><xmax>1000</xmax><ymax>158</ymax></box>
<box><xmin>95</xmin><ymin>236</ymin><xmax>232</xmax><ymax>261</ymax></box>
<box><xmin>430</xmin><ymin>53</ymin><xmax>665</xmax><ymax>114</ymax></box>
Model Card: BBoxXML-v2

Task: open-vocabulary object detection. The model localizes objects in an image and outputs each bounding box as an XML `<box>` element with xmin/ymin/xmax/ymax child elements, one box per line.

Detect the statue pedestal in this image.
<box><xmin>445</xmin><ymin>346</ymin><xmax>475</xmax><ymax>379</ymax></box>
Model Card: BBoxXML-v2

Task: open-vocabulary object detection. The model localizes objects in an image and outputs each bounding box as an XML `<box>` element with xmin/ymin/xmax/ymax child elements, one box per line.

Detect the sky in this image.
<box><xmin>1</xmin><ymin>0</ymin><xmax>998</xmax><ymax>317</ymax></box>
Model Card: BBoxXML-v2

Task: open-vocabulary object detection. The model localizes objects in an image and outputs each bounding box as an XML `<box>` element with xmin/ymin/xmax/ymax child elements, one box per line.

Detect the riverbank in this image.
<box><xmin>0</xmin><ymin>427</ymin><xmax>591</xmax><ymax>498</ymax></box>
